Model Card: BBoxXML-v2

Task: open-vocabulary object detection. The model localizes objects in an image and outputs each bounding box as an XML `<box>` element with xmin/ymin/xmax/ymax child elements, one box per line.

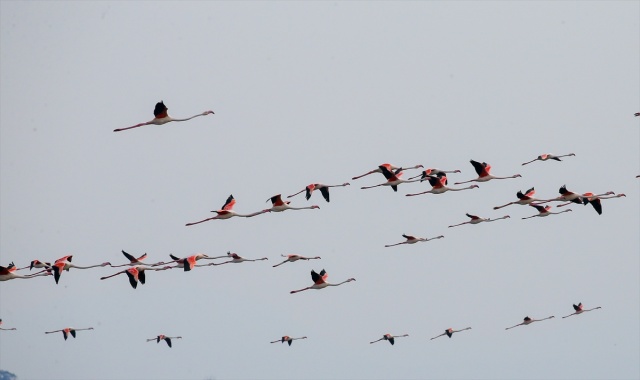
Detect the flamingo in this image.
<box><xmin>0</xmin><ymin>319</ymin><xmax>16</xmax><ymax>331</ymax></box>
<box><xmin>186</xmin><ymin>195</ymin><xmax>271</xmax><ymax>226</ymax></box>
<box><xmin>634</xmin><ymin>112</ymin><xmax>640</xmax><ymax>116</ymax></box>
<box><xmin>522</xmin><ymin>204</ymin><xmax>572</xmax><ymax>219</ymax></box>
<box><xmin>407</xmin><ymin>168</ymin><xmax>461</xmax><ymax>180</ymax></box>
<box><xmin>45</xmin><ymin>327</ymin><xmax>94</xmax><ymax>340</ymax></box>
<box><xmin>505</xmin><ymin>316</ymin><xmax>554</xmax><ymax>330</ymax></box>
<box><xmin>204</xmin><ymin>252</ymin><xmax>268</xmax><ymax>266</ymax></box>
<box><xmin>100</xmin><ymin>265</ymin><xmax>174</xmax><ymax>289</ymax></box>
<box><xmin>562</xmin><ymin>303</ymin><xmax>602</xmax><ymax>318</ymax></box>
<box><xmin>273</xmin><ymin>254</ymin><xmax>321</xmax><ymax>268</ymax></box>
<box><xmin>360</xmin><ymin>166</ymin><xmax>422</xmax><ymax>192</ymax></box>
<box><xmin>557</xmin><ymin>192</ymin><xmax>624</xmax><ymax>215</ymax></box>
<box><xmin>493</xmin><ymin>187</ymin><xmax>541</xmax><ymax>209</ymax></box>
<box><xmin>430</xmin><ymin>327</ymin><xmax>472</xmax><ymax>340</ymax></box>
<box><xmin>384</xmin><ymin>234</ymin><xmax>444</xmax><ymax>247</ymax></box>
<box><xmin>266</xmin><ymin>194</ymin><xmax>320</xmax><ymax>212</ymax></box>
<box><xmin>110</xmin><ymin>250</ymin><xmax>165</xmax><ymax>268</ymax></box>
<box><xmin>405</xmin><ymin>173</ymin><xmax>478</xmax><ymax>196</ymax></box>
<box><xmin>162</xmin><ymin>253</ymin><xmax>211</xmax><ymax>272</ymax></box>
<box><xmin>370</xmin><ymin>333</ymin><xmax>409</xmax><ymax>345</ymax></box>
<box><xmin>290</xmin><ymin>269</ymin><xmax>355</xmax><ymax>294</ymax></box>
<box><xmin>1</xmin><ymin>265</ymin><xmax>51</xmax><ymax>281</ymax></box>
<box><xmin>113</xmin><ymin>101</ymin><xmax>213</xmax><ymax>132</ymax></box>
<box><xmin>448</xmin><ymin>213</ymin><xmax>510</xmax><ymax>228</ymax></box>
<box><xmin>15</xmin><ymin>259</ymin><xmax>51</xmax><ymax>271</ymax></box>
<box><xmin>534</xmin><ymin>185</ymin><xmax>611</xmax><ymax>205</ymax></box>
<box><xmin>521</xmin><ymin>153</ymin><xmax>576</xmax><ymax>166</ymax></box>
<box><xmin>287</xmin><ymin>182</ymin><xmax>350</xmax><ymax>202</ymax></box>
<box><xmin>352</xmin><ymin>163</ymin><xmax>423</xmax><ymax>180</ymax></box>
<box><xmin>454</xmin><ymin>160</ymin><xmax>521</xmax><ymax>185</ymax></box>
<box><xmin>147</xmin><ymin>335</ymin><xmax>182</xmax><ymax>348</ymax></box>
<box><xmin>50</xmin><ymin>256</ymin><xmax>112</xmax><ymax>284</ymax></box>
<box><xmin>271</xmin><ymin>336</ymin><xmax>307</xmax><ymax>346</ymax></box>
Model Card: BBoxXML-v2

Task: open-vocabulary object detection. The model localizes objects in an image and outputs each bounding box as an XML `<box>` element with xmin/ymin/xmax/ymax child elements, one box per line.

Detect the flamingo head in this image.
<box><xmin>343</xmin><ymin>182</ymin><xmax>351</xmax><ymax>186</ymax></box>
<box><xmin>347</xmin><ymin>278</ymin><xmax>356</xmax><ymax>282</ymax></box>
<box><xmin>470</xmin><ymin>185</ymin><xmax>479</xmax><ymax>189</ymax></box>
<box><xmin>101</xmin><ymin>262</ymin><xmax>111</xmax><ymax>266</ymax></box>
<box><xmin>514</xmin><ymin>174</ymin><xmax>522</xmax><ymax>178</ymax></box>
<box><xmin>311</xmin><ymin>205</ymin><xmax>320</xmax><ymax>209</ymax></box>
<box><xmin>453</xmin><ymin>170</ymin><xmax>461</xmax><ymax>173</ymax></box>
<box><xmin>203</xmin><ymin>110</ymin><xmax>215</xmax><ymax>115</ymax></box>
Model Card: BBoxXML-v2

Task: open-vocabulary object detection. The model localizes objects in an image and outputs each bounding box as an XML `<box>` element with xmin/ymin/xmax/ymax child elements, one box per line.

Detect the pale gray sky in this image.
<box><xmin>1</xmin><ymin>2</ymin><xmax>639</xmax><ymax>379</ymax></box>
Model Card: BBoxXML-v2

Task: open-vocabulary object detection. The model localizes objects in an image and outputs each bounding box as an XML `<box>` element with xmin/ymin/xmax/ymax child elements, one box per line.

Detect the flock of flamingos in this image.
<box><xmin>1</xmin><ymin>102</ymin><xmax>638</xmax><ymax>348</ymax></box>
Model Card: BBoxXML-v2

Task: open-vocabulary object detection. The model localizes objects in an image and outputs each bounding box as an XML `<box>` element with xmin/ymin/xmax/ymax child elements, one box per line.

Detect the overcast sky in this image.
<box><xmin>1</xmin><ymin>2</ymin><xmax>639</xmax><ymax>379</ymax></box>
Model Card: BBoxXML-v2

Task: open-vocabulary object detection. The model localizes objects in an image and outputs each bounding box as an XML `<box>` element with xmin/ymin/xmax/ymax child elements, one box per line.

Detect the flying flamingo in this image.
<box><xmin>505</xmin><ymin>316</ymin><xmax>554</xmax><ymax>330</ymax></box>
<box><xmin>562</xmin><ymin>303</ymin><xmax>602</xmax><ymax>318</ymax></box>
<box><xmin>290</xmin><ymin>269</ymin><xmax>356</xmax><ymax>294</ymax></box>
<box><xmin>430</xmin><ymin>327</ymin><xmax>472</xmax><ymax>340</ymax></box>
<box><xmin>204</xmin><ymin>252</ymin><xmax>268</xmax><ymax>266</ymax></box>
<box><xmin>161</xmin><ymin>253</ymin><xmax>211</xmax><ymax>271</ymax></box>
<box><xmin>521</xmin><ymin>153</ymin><xmax>576</xmax><ymax>166</ymax></box>
<box><xmin>266</xmin><ymin>194</ymin><xmax>320</xmax><ymax>212</ymax></box>
<box><xmin>448</xmin><ymin>213</ymin><xmax>510</xmax><ymax>228</ymax></box>
<box><xmin>272</xmin><ymin>254</ymin><xmax>321</xmax><ymax>268</ymax></box>
<box><xmin>493</xmin><ymin>187</ymin><xmax>541</xmax><ymax>209</ymax></box>
<box><xmin>522</xmin><ymin>204</ymin><xmax>572</xmax><ymax>220</ymax></box>
<box><xmin>15</xmin><ymin>259</ymin><xmax>51</xmax><ymax>271</ymax></box>
<box><xmin>454</xmin><ymin>160</ymin><xmax>521</xmax><ymax>185</ymax></box>
<box><xmin>186</xmin><ymin>195</ymin><xmax>271</xmax><ymax>226</ymax></box>
<box><xmin>100</xmin><ymin>265</ymin><xmax>174</xmax><ymax>289</ymax></box>
<box><xmin>407</xmin><ymin>168</ymin><xmax>461</xmax><ymax>180</ymax></box>
<box><xmin>113</xmin><ymin>101</ymin><xmax>213</xmax><ymax>132</ymax></box>
<box><xmin>360</xmin><ymin>166</ymin><xmax>422</xmax><ymax>192</ymax></box>
<box><xmin>351</xmin><ymin>163</ymin><xmax>423</xmax><ymax>180</ymax></box>
<box><xmin>370</xmin><ymin>333</ymin><xmax>409</xmax><ymax>345</ymax></box>
<box><xmin>50</xmin><ymin>256</ymin><xmax>111</xmax><ymax>284</ymax></box>
<box><xmin>1</xmin><ymin>265</ymin><xmax>51</xmax><ymax>281</ymax></box>
<box><xmin>634</xmin><ymin>112</ymin><xmax>640</xmax><ymax>116</ymax></box>
<box><xmin>405</xmin><ymin>173</ymin><xmax>478</xmax><ymax>196</ymax></box>
<box><xmin>384</xmin><ymin>234</ymin><xmax>444</xmax><ymax>247</ymax></box>
<box><xmin>557</xmin><ymin>192</ymin><xmax>624</xmax><ymax>215</ymax></box>
<box><xmin>0</xmin><ymin>319</ymin><xmax>16</xmax><ymax>331</ymax></box>
<box><xmin>271</xmin><ymin>336</ymin><xmax>307</xmax><ymax>346</ymax></box>
<box><xmin>287</xmin><ymin>182</ymin><xmax>350</xmax><ymax>202</ymax></box>
<box><xmin>147</xmin><ymin>335</ymin><xmax>182</xmax><ymax>348</ymax></box>
<box><xmin>110</xmin><ymin>250</ymin><xmax>165</xmax><ymax>268</ymax></box>
<box><xmin>534</xmin><ymin>185</ymin><xmax>612</xmax><ymax>205</ymax></box>
<box><xmin>45</xmin><ymin>327</ymin><xmax>94</xmax><ymax>340</ymax></box>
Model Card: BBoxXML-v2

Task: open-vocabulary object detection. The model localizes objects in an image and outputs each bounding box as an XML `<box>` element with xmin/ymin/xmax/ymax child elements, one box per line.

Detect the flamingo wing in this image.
<box><xmin>268</xmin><ymin>194</ymin><xmax>285</xmax><ymax>206</ymax></box>
<box><xmin>138</xmin><ymin>269</ymin><xmax>146</xmax><ymax>284</ymax></box>
<box><xmin>531</xmin><ymin>204</ymin><xmax>546</xmax><ymax>213</ymax></box>
<box><xmin>122</xmin><ymin>250</ymin><xmax>137</xmax><ymax>263</ymax></box>
<box><xmin>466</xmin><ymin>213</ymin><xmax>480</xmax><ymax>220</ymax></box>
<box><xmin>379</xmin><ymin>165</ymin><xmax>395</xmax><ymax>179</ymax></box>
<box><xmin>388</xmin><ymin>337</ymin><xmax>395</xmax><ymax>345</ymax></box>
<box><xmin>305</xmin><ymin>185</ymin><xmax>314</xmax><ymax>200</ymax></box>
<box><xmin>221</xmin><ymin>195</ymin><xmax>236</xmax><ymax>211</ymax></box>
<box><xmin>153</xmin><ymin>101</ymin><xmax>168</xmax><ymax>117</ymax></box>
<box><xmin>402</xmin><ymin>234</ymin><xmax>415</xmax><ymax>240</ymax></box>
<box><xmin>70</xmin><ymin>329</ymin><xmax>76</xmax><ymax>338</ymax></box>
<box><xmin>125</xmin><ymin>270</ymin><xmax>138</xmax><ymax>289</ymax></box>
<box><xmin>319</xmin><ymin>187</ymin><xmax>330</xmax><ymax>202</ymax></box>
<box><xmin>164</xmin><ymin>337</ymin><xmax>172</xmax><ymax>347</ymax></box>
<box><xmin>470</xmin><ymin>160</ymin><xmax>488</xmax><ymax>176</ymax></box>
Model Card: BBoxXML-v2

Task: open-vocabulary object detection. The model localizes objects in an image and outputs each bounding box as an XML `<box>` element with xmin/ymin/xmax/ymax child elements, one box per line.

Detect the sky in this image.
<box><xmin>0</xmin><ymin>2</ymin><xmax>639</xmax><ymax>379</ymax></box>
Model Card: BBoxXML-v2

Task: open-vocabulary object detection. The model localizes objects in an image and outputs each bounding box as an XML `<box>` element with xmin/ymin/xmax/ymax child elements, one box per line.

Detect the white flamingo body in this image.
<box><xmin>522</xmin><ymin>153</ymin><xmax>575</xmax><ymax>165</ymax></box>
<box><xmin>16</xmin><ymin>259</ymin><xmax>51</xmax><ymax>271</ymax></box>
<box><xmin>0</xmin><ymin>265</ymin><xmax>50</xmax><ymax>281</ymax></box>
<box><xmin>114</xmin><ymin>101</ymin><xmax>213</xmax><ymax>132</ymax></box>
<box><xmin>370</xmin><ymin>333</ymin><xmax>409</xmax><ymax>345</ymax></box>
<box><xmin>186</xmin><ymin>195</ymin><xmax>271</xmax><ymax>226</ymax></box>
<box><xmin>50</xmin><ymin>255</ymin><xmax>111</xmax><ymax>284</ymax></box>
<box><xmin>290</xmin><ymin>269</ymin><xmax>355</xmax><ymax>294</ymax></box>
<box><xmin>406</xmin><ymin>173</ymin><xmax>478</xmax><ymax>196</ymax></box>
<box><xmin>287</xmin><ymin>182</ymin><xmax>350</xmax><ymax>202</ymax></box>
<box><xmin>352</xmin><ymin>163</ymin><xmax>423</xmax><ymax>180</ymax></box>
<box><xmin>454</xmin><ymin>160</ymin><xmax>521</xmax><ymax>185</ymax></box>
<box><xmin>267</xmin><ymin>194</ymin><xmax>319</xmax><ymax>212</ymax></box>
<box><xmin>430</xmin><ymin>327</ymin><xmax>472</xmax><ymax>340</ymax></box>
<box><xmin>205</xmin><ymin>252</ymin><xmax>268</xmax><ymax>266</ymax></box>
<box><xmin>449</xmin><ymin>213</ymin><xmax>510</xmax><ymax>228</ymax></box>
<box><xmin>147</xmin><ymin>334</ymin><xmax>182</xmax><ymax>347</ymax></box>
<box><xmin>273</xmin><ymin>254</ymin><xmax>321</xmax><ymax>268</ymax></box>
<box><xmin>385</xmin><ymin>234</ymin><xmax>444</xmax><ymax>247</ymax></box>
<box><xmin>494</xmin><ymin>187</ymin><xmax>541</xmax><ymax>209</ymax></box>
<box><xmin>100</xmin><ymin>265</ymin><xmax>174</xmax><ymax>289</ymax></box>
<box><xmin>360</xmin><ymin>166</ymin><xmax>422</xmax><ymax>192</ymax></box>
<box><xmin>522</xmin><ymin>204</ymin><xmax>572</xmax><ymax>219</ymax></box>
<box><xmin>45</xmin><ymin>327</ymin><xmax>94</xmax><ymax>340</ymax></box>
<box><xmin>562</xmin><ymin>303</ymin><xmax>602</xmax><ymax>318</ymax></box>
<box><xmin>271</xmin><ymin>336</ymin><xmax>307</xmax><ymax>346</ymax></box>
<box><xmin>505</xmin><ymin>316</ymin><xmax>554</xmax><ymax>330</ymax></box>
